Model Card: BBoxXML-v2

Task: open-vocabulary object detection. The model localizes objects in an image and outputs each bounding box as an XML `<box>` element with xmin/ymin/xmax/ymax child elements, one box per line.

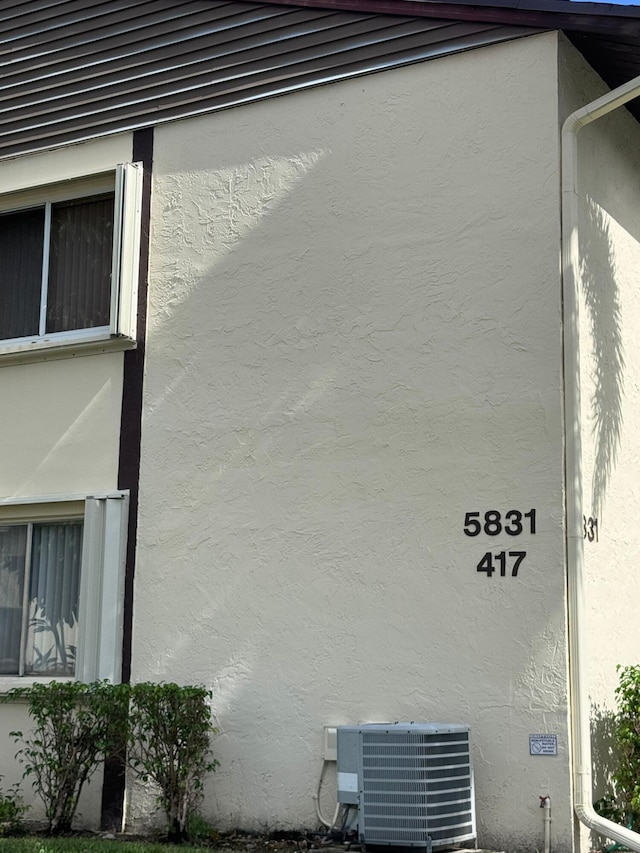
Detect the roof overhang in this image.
<box><xmin>257</xmin><ymin>0</ymin><xmax>640</xmax><ymax>120</ymax></box>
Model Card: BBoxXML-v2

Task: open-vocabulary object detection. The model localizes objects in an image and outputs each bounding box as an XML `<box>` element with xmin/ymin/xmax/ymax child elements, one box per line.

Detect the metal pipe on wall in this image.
<box><xmin>562</xmin><ymin>72</ymin><xmax>640</xmax><ymax>852</ymax></box>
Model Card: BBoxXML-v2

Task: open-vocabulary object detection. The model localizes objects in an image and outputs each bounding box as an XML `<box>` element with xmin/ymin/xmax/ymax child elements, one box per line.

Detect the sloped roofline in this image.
<box><xmin>0</xmin><ymin>0</ymin><xmax>637</xmax><ymax>159</ymax></box>
<box><xmin>258</xmin><ymin>0</ymin><xmax>640</xmax><ymax>113</ymax></box>
<box><xmin>256</xmin><ymin>0</ymin><xmax>640</xmax><ymax>35</ymax></box>
<box><xmin>0</xmin><ymin>0</ymin><xmax>545</xmax><ymax>159</ymax></box>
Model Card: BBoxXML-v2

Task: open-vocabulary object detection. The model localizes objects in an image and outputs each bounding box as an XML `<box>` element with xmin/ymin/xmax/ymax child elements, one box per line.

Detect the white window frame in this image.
<box><xmin>0</xmin><ymin>163</ymin><xmax>143</xmax><ymax>361</ymax></box>
<box><xmin>0</xmin><ymin>491</ymin><xmax>129</xmax><ymax>691</ymax></box>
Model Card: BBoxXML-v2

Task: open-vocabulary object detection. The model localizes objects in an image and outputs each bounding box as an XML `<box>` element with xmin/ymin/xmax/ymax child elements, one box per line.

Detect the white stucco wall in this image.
<box><xmin>0</xmin><ymin>355</ymin><xmax>124</xmax><ymax>499</ymax></box>
<box><xmin>133</xmin><ymin>31</ymin><xmax>572</xmax><ymax>851</ymax></box>
<box><xmin>0</xmin><ymin>134</ymin><xmax>132</xmax><ymax>826</ymax></box>
<box><xmin>558</xmin><ymin>37</ymin><xmax>640</xmax><ymax>819</ymax></box>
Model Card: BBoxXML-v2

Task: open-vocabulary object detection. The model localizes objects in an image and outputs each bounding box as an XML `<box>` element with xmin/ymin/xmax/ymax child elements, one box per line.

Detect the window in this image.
<box><xmin>0</xmin><ymin>521</ymin><xmax>83</xmax><ymax>676</ymax></box>
<box><xmin>0</xmin><ymin>163</ymin><xmax>143</xmax><ymax>357</ymax></box>
<box><xmin>0</xmin><ymin>494</ymin><xmax>128</xmax><ymax>684</ymax></box>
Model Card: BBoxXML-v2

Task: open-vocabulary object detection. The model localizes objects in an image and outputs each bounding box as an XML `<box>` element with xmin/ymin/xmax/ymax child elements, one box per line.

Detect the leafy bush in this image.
<box><xmin>613</xmin><ymin>665</ymin><xmax>640</xmax><ymax>825</ymax></box>
<box><xmin>184</xmin><ymin>810</ymin><xmax>220</xmax><ymax>845</ymax></box>
<box><xmin>4</xmin><ymin>680</ymin><xmax>218</xmax><ymax>840</ymax></box>
<box><xmin>594</xmin><ymin>792</ymin><xmax>628</xmax><ymax>827</ymax></box>
<box><xmin>0</xmin><ymin>776</ymin><xmax>28</xmax><ymax>835</ymax></box>
<box><xmin>127</xmin><ymin>683</ymin><xmax>218</xmax><ymax>842</ymax></box>
<box><xmin>7</xmin><ymin>681</ymin><xmax>129</xmax><ymax>834</ymax></box>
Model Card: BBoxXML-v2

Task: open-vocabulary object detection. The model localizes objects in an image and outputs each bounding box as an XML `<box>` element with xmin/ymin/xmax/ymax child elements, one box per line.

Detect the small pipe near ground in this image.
<box><xmin>562</xmin><ymin>72</ymin><xmax>640</xmax><ymax>852</ymax></box>
<box><xmin>540</xmin><ymin>795</ymin><xmax>551</xmax><ymax>853</ymax></box>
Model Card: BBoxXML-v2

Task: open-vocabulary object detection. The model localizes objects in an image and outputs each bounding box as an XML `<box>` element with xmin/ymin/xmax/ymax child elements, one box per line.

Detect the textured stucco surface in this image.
<box><xmin>0</xmin><ymin>134</ymin><xmax>133</xmax><ymax>825</ymax></box>
<box><xmin>0</xmin><ymin>355</ymin><xmax>124</xmax><ymax>499</ymax></box>
<box><xmin>558</xmin><ymin>36</ymin><xmax>640</xmax><ymax>825</ymax></box>
<box><xmin>133</xmin><ymin>33</ymin><xmax>572</xmax><ymax>851</ymax></box>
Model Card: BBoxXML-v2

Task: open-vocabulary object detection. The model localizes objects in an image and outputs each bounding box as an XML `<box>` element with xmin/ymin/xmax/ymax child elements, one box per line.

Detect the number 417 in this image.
<box><xmin>477</xmin><ymin>551</ymin><xmax>526</xmax><ymax>577</ymax></box>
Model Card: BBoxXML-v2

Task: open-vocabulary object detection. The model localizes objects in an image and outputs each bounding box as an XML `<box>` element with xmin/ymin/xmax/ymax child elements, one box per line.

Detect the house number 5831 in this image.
<box><xmin>463</xmin><ymin>509</ymin><xmax>536</xmax><ymax>537</ymax></box>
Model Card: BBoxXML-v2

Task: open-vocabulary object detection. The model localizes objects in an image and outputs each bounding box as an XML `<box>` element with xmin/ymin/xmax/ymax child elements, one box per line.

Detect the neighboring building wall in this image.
<box><xmin>134</xmin><ymin>32</ymin><xmax>570</xmax><ymax>850</ymax></box>
<box><xmin>558</xmin><ymin>36</ymin><xmax>640</xmax><ymax>820</ymax></box>
<box><xmin>0</xmin><ymin>134</ymin><xmax>132</xmax><ymax>825</ymax></box>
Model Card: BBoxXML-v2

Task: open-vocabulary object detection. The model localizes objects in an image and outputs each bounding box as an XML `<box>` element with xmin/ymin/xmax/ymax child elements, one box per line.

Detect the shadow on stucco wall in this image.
<box><xmin>580</xmin><ymin>195</ymin><xmax>625</xmax><ymax>519</ymax></box>
<box><xmin>590</xmin><ymin>702</ymin><xmax>618</xmax><ymax>804</ymax></box>
<box><xmin>589</xmin><ymin>702</ymin><xmax>621</xmax><ymax>852</ymax></box>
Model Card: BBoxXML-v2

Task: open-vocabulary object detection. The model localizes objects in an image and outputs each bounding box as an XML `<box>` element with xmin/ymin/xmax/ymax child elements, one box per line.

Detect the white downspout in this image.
<box><xmin>562</xmin><ymin>73</ymin><xmax>640</xmax><ymax>851</ymax></box>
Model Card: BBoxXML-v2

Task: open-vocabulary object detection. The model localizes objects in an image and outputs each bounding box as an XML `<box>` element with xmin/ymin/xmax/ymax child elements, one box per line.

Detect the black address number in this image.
<box><xmin>464</xmin><ymin>509</ymin><xmax>536</xmax><ymax>537</ymax></box>
<box><xmin>477</xmin><ymin>551</ymin><xmax>526</xmax><ymax>577</ymax></box>
<box><xmin>583</xmin><ymin>516</ymin><xmax>598</xmax><ymax>542</ymax></box>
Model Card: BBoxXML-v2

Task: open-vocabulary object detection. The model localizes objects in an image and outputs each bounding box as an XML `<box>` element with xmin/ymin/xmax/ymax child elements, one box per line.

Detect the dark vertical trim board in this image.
<box><xmin>120</xmin><ymin>126</ymin><xmax>153</xmax><ymax>685</ymax></box>
<box><xmin>100</xmin><ymin>125</ymin><xmax>153</xmax><ymax>833</ymax></box>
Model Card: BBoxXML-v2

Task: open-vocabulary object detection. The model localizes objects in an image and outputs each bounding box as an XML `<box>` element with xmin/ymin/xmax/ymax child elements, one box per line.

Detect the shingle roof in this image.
<box><xmin>264</xmin><ymin>0</ymin><xmax>640</xmax><ymax>114</ymax></box>
<box><xmin>0</xmin><ymin>0</ymin><xmax>637</xmax><ymax>159</ymax></box>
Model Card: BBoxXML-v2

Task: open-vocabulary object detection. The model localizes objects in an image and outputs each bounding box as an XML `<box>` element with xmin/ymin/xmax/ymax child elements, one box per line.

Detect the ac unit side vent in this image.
<box><xmin>362</xmin><ymin>774</ymin><xmax>471</xmax><ymax>789</ymax></box>
<box><xmin>362</xmin><ymin>745</ymin><xmax>470</xmax><ymax>753</ymax></box>
<box><xmin>363</xmin><ymin>828</ymin><xmax>476</xmax><ymax>840</ymax></box>
<box><xmin>362</xmin><ymin>798</ymin><xmax>473</xmax><ymax>811</ymax></box>
<box><xmin>363</xmin><ymin>790</ymin><xmax>472</xmax><ymax>804</ymax></box>
<box><xmin>363</xmin><ymin>757</ymin><xmax>471</xmax><ymax>769</ymax></box>
<box><xmin>363</xmin><ymin>807</ymin><xmax>473</xmax><ymax>821</ymax></box>
<box><xmin>361</xmin><ymin>735</ymin><xmax>469</xmax><ymax>747</ymax></box>
<box><xmin>365</xmin><ymin>811</ymin><xmax>474</xmax><ymax>827</ymax></box>
<box><xmin>362</xmin><ymin>767</ymin><xmax>471</xmax><ymax>781</ymax></box>
<box><xmin>337</xmin><ymin>723</ymin><xmax>476</xmax><ymax>850</ymax></box>
<box><xmin>366</xmin><ymin>827</ymin><xmax>476</xmax><ymax>844</ymax></box>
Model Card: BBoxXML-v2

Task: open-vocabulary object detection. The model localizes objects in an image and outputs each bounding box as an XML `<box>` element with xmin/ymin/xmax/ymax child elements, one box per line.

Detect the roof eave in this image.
<box><xmin>255</xmin><ymin>0</ymin><xmax>640</xmax><ymax>36</ymax></box>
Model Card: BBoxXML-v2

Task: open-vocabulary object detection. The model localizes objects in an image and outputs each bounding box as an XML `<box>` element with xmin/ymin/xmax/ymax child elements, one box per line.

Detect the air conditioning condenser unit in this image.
<box><xmin>337</xmin><ymin>723</ymin><xmax>476</xmax><ymax>850</ymax></box>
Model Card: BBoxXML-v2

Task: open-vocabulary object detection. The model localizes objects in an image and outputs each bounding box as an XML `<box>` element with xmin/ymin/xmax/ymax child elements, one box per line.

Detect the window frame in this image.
<box><xmin>0</xmin><ymin>491</ymin><xmax>129</xmax><ymax>691</ymax></box>
<box><xmin>0</xmin><ymin>163</ymin><xmax>143</xmax><ymax>361</ymax></box>
<box><xmin>0</xmin><ymin>515</ymin><xmax>84</xmax><ymax>679</ymax></box>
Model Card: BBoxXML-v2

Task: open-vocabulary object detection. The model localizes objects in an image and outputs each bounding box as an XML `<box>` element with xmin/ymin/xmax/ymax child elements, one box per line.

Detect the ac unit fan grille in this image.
<box><xmin>359</xmin><ymin>730</ymin><xmax>475</xmax><ymax>847</ymax></box>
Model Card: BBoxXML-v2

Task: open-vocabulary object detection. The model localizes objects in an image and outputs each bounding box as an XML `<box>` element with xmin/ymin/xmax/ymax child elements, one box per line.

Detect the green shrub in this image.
<box><xmin>594</xmin><ymin>792</ymin><xmax>627</xmax><ymax>827</ymax></box>
<box><xmin>613</xmin><ymin>664</ymin><xmax>640</xmax><ymax>825</ymax></box>
<box><xmin>4</xmin><ymin>680</ymin><xmax>218</xmax><ymax>840</ymax></box>
<box><xmin>184</xmin><ymin>810</ymin><xmax>219</xmax><ymax>845</ymax></box>
<box><xmin>0</xmin><ymin>776</ymin><xmax>28</xmax><ymax>835</ymax></box>
<box><xmin>595</xmin><ymin>664</ymin><xmax>640</xmax><ymax>831</ymax></box>
<box><xmin>7</xmin><ymin>681</ymin><xmax>129</xmax><ymax>835</ymax></box>
<box><xmin>127</xmin><ymin>683</ymin><xmax>218</xmax><ymax>842</ymax></box>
